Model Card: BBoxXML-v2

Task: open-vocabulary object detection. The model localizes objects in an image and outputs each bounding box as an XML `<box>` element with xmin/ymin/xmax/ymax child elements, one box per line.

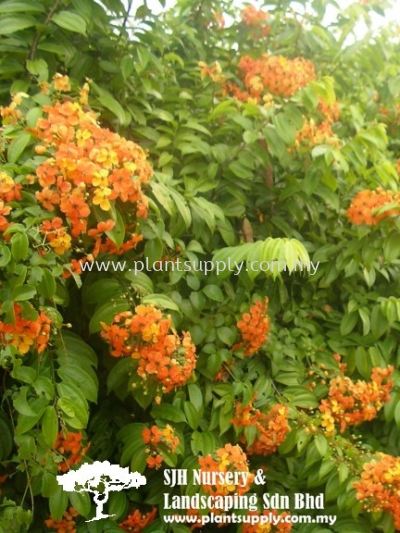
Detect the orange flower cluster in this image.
<box><xmin>101</xmin><ymin>305</ymin><xmax>196</xmax><ymax>395</ymax></box>
<box><xmin>354</xmin><ymin>453</ymin><xmax>400</xmax><ymax>530</ymax></box>
<box><xmin>293</xmin><ymin>97</ymin><xmax>340</xmax><ymax>150</ymax></box>
<box><xmin>243</xmin><ymin>510</ymin><xmax>292</xmax><ymax>533</ymax></box>
<box><xmin>0</xmin><ymin>170</ymin><xmax>22</xmax><ymax>234</ymax></box>
<box><xmin>0</xmin><ymin>304</ymin><xmax>51</xmax><ymax>355</ymax></box>
<box><xmin>346</xmin><ymin>188</ymin><xmax>400</xmax><ymax>225</ymax></box>
<box><xmin>0</xmin><ymin>171</ymin><xmax>22</xmax><ymax>203</ymax></box>
<box><xmin>241</xmin><ymin>6</ymin><xmax>271</xmax><ymax>38</ymax></box>
<box><xmin>45</xmin><ymin>507</ymin><xmax>78</xmax><ymax>533</ymax></box>
<box><xmin>319</xmin><ymin>366</ymin><xmax>393</xmax><ymax>435</ymax></box>
<box><xmin>0</xmin><ymin>92</ymin><xmax>27</xmax><ymax>124</ymax></box>
<box><xmin>12</xmin><ymin>75</ymin><xmax>153</xmax><ymax>262</ymax></box>
<box><xmin>39</xmin><ymin>217</ymin><xmax>143</xmax><ymax>260</ymax></box>
<box><xmin>225</xmin><ymin>54</ymin><xmax>315</xmax><ymax>104</ymax></box>
<box><xmin>214</xmin><ymin>360</ymin><xmax>235</xmax><ymax>382</ymax></box>
<box><xmin>142</xmin><ymin>425</ymin><xmax>179</xmax><ymax>469</ymax></box>
<box><xmin>232</xmin><ymin>402</ymin><xmax>290</xmax><ymax>456</ymax></box>
<box><xmin>54</xmin><ymin>431</ymin><xmax>90</xmax><ymax>472</ymax></box>
<box><xmin>198</xmin><ymin>61</ymin><xmax>226</xmax><ymax>84</ymax></box>
<box><xmin>198</xmin><ymin>444</ymin><xmax>254</xmax><ymax>496</ymax></box>
<box><xmin>294</xmin><ymin>117</ymin><xmax>338</xmax><ymax>149</ymax></box>
<box><xmin>318</xmin><ymin>97</ymin><xmax>340</xmax><ymax>123</ymax></box>
<box><xmin>234</xmin><ymin>298</ymin><xmax>270</xmax><ymax>356</ymax></box>
<box><xmin>119</xmin><ymin>507</ymin><xmax>157</xmax><ymax>532</ymax></box>
<box><xmin>0</xmin><ymin>201</ymin><xmax>11</xmax><ymax>233</ymax></box>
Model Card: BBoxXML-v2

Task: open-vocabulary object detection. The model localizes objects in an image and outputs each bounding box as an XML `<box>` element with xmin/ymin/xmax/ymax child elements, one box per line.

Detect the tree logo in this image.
<box><xmin>56</xmin><ymin>461</ymin><xmax>146</xmax><ymax>522</ymax></box>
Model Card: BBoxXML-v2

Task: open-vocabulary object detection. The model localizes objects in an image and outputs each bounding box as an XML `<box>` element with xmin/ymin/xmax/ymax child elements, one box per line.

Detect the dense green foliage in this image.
<box><xmin>1</xmin><ymin>0</ymin><xmax>400</xmax><ymax>532</ymax></box>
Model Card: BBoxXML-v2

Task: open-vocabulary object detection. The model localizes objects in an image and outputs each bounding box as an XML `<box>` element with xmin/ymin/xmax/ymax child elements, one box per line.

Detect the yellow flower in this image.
<box><xmin>92</xmin><ymin>169</ymin><xmax>109</xmax><ymax>187</ymax></box>
<box><xmin>53</xmin><ymin>73</ymin><xmax>71</xmax><ymax>91</ymax></box>
<box><xmin>79</xmin><ymin>82</ymin><xmax>90</xmax><ymax>105</ymax></box>
<box><xmin>12</xmin><ymin>334</ymin><xmax>34</xmax><ymax>354</ymax></box>
<box><xmin>92</xmin><ymin>187</ymin><xmax>112</xmax><ymax>211</ymax></box>
<box><xmin>76</xmin><ymin>129</ymin><xmax>92</xmax><ymax>147</ymax></box>
<box><xmin>49</xmin><ymin>234</ymin><xmax>72</xmax><ymax>254</ymax></box>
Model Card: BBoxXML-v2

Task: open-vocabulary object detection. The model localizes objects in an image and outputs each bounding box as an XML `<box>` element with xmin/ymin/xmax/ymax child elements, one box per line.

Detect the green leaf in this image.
<box><xmin>41</xmin><ymin>406</ymin><xmax>58</xmax><ymax>447</ymax></box>
<box><xmin>108</xmin><ymin>492</ymin><xmax>127</xmax><ymax>521</ymax></box>
<box><xmin>56</xmin><ymin>331</ymin><xmax>97</xmax><ymax>368</ymax></box>
<box><xmin>314</xmin><ymin>434</ymin><xmax>328</xmax><ymax>457</ymax></box>
<box><xmin>0</xmin><ymin>15</ymin><xmax>37</xmax><ymax>34</ymax></box>
<box><xmin>89</xmin><ymin>301</ymin><xmax>130</xmax><ymax>334</ymax></box>
<box><xmin>384</xmin><ymin>232</ymin><xmax>400</xmax><ymax>262</ymax></box>
<box><xmin>358</xmin><ymin>307</ymin><xmax>370</xmax><ymax>336</ymax></box>
<box><xmin>125</xmin><ymin>271</ymin><xmax>153</xmax><ymax>295</ymax></box>
<box><xmin>8</xmin><ymin>132</ymin><xmax>32</xmax><ymax>164</ymax></box>
<box><xmin>12</xmin><ymin>284</ymin><xmax>37</xmax><ymax>301</ymax></box>
<box><xmin>69</xmin><ymin>491</ymin><xmax>91</xmax><ymax>518</ymax></box>
<box><xmin>217</xmin><ymin>326</ymin><xmax>237</xmax><ymax>346</ymax></box>
<box><xmin>11</xmin><ymin>363</ymin><xmax>36</xmax><ymax>384</ymax></box>
<box><xmin>188</xmin><ymin>384</ymin><xmax>203</xmax><ymax>412</ymax></box>
<box><xmin>49</xmin><ymin>485</ymin><xmax>69</xmax><ymax>521</ymax></box>
<box><xmin>130</xmin><ymin>448</ymin><xmax>147</xmax><ymax>473</ymax></box>
<box><xmin>144</xmin><ymin>238</ymin><xmax>163</xmax><ymax>266</ymax></box>
<box><xmin>169</xmin><ymin>189</ymin><xmax>191</xmax><ymax>228</ymax></box>
<box><xmin>338</xmin><ymin>463</ymin><xmax>349</xmax><ymax>484</ymax></box>
<box><xmin>0</xmin><ymin>1</ymin><xmax>45</xmax><ymax>13</ymax></box>
<box><xmin>51</xmin><ymin>11</ymin><xmax>87</xmax><ymax>35</ymax></box>
<box><xmin>151</xmin><ymin>404</ymin><xmax>187</xmax><ymax>423</ymax></box>
<box><xmin>26</xmin><ymin>59</ymin><xmax>48</xmax><ymax>81</ymax></box>
<box><xmin>121</xmin><ymin>56</ymin><xmax>134</xmax><ymax>81</ymax></box>
<box><xmin>285</xmin><ymin>386</ymin><xmax>319</xmax><ymax>409</ymax></box>
<box><xmin>141</xmin><ymin>294</ymin><xmax>180</xmax><ymax>312</ymax></box>
<box><xmin>273</xmin><ymin>113</ymin><xmax>297</xmax><ymax>145</ymax></box>
<box><xmin>38</xmin><ymin>268</ymin><xmax>57</xmax><ymax>298</ymax></box>
<box><xmin>107</xmin><ymin>358</ymin><xmax>135</xmax><ymax>395</ymax></box>
<box><xmin>41</xmin><ymin>472</ymin><xmax>58</xmax><ymax>498</ymax></box>
<box><xmin>340</xmin><ymin>311</ymin><xmax>359</xmax><ymax>336</ymax></box>
<box><xmin>184</xmin><ymin>402</ymin><xmax>200</xmax><ymax>430</ymax></box>
<box><xmin>58</xmin><ymin>364</ymin><xmax>98</xmax><ymax>403</ymax></box>
<box><xmin>97</xmin><ymin>89</ymin><xmax>127</xmax><ymax>125</ymax></box>
<box><xmin>202</xmin><ymin>285</ymin><xmax>224</xmax><ymax>302</ymax></box>
<box><xmin>0</xmin><ymin>245</ymin><xmax>11</xmax><ymax>267</ymax></box>
<box><xmin>57</xmin><ymin>382</ymin><xmax>89</xmax><ymax>429</ymax></box>
<box><xmin>11</xmin><ymin>232</ymin><xmax>29</xmax><ymax>262</ymax></box>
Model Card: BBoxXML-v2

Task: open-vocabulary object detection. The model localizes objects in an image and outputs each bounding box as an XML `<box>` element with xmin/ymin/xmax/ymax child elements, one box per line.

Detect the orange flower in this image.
<box><xmin>101</xmin><ymin>305</ymin><xmax>196</xmax><ymax>397</ymax></box>
<box><xmin>27</xmin><ymin>92</ymin><xmax>152</xmax><ymax>258</ymax></box>
<box><xmin>319</xmin><ymin>366</ymin><xmax>393</xmax><ymax>434</ymax></box>
<box><xmin>198</xmin><ymin>444</ymin><xmax>253</xmax><ymax>496</ymax></box>
<box><xmin>142</xmin><ymin>425</ymin><xmax>179</xmax><ymax>469</ymax></box>
<box><xmin>0</xmin><ymin>171</ymin><xmax>22</xmax><ymax>202</ymax></box>
<box><xmin>0</xmin><ymin>304</ymin><xmax>52</xmax><ymax>355</ymax></box>
<box><xmin>354</xmin><ymin>453</ymin><xmax>400</xmax><ymax>530</ymax></box>
<box><xmin>234</xmin><ymin>298</ymin><xmax>270</xmax><ymax>356</ymax></box>
<box><xmin>45</xmin><ymin>507</ymin><xmax>78</xmax><ymax>533</ymax></box>
<box><xmin>241</xmin><ymin>6</ymin><xmax>270</xmax><ymax>38</ymax></box>
<box><xmin>346</xmin><ymin>188</ymin><xmax>400</xmax><ymax>225</ymax></box>
<box><xmin>198</xmin><ymin>61</ymin><xmax>226</xmax><ymax>84</ymax></box>
<box><xmin>225</xmin><ymin>54</ymin><xmax>315</xmax><ymax>104</ymax></box>
<box><xmin>54</xmin><ymin>431</ymin><xmax>90</xmax><ymax>472</ymax></box>
<box><xmin>119</xmin><ymin>507</ymin><xmax>157</xmax><ymax>532</ymax></box>
<box><xmin>232</xmin><ymin>401</ymin><xmax>290</xmax><ymax>456</ymax></box>
<box><xmin>0</xmin><ymin>200</ymin><xmax>11</xmax><ymax>232</ymax></box>
<box><xmin>53</xmin><ymin>73</ymin><xmax>71</xmax><ymax>92</ymax></box>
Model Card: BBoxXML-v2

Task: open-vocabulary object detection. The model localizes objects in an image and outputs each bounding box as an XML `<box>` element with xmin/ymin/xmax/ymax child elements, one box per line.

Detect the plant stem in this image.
<box><xmin>29</xmin><ymin>0</ymin><xmax>63</xmax><ymax>61</ymax></box>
